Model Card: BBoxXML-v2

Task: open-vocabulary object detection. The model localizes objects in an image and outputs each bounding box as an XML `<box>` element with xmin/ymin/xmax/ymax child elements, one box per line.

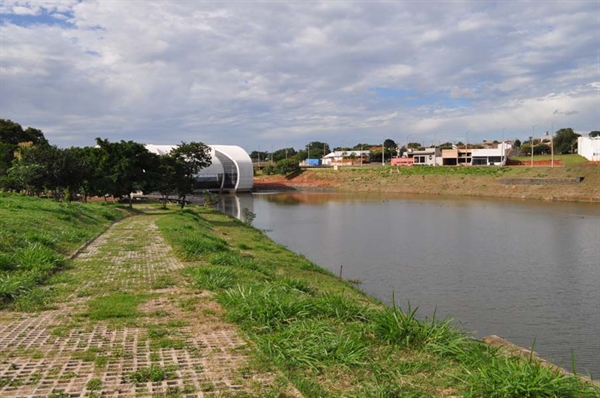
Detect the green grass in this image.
<box><xmin>126</xmin><ymin>364</ymin><xmax>178</xmax><ymax>384</ymax></box>
<box><xmin>509</xmin><ymin>154</ymin><xmax>589</xmax><ymax>166</ymax></box>
<box><xmin>156</xmin><ymin>206</ymin><xmax>600</xmax><ymax>397</ymax></box>
<box><xmin>0</xmin><ymin>194</ymin><xmax>128</xmax><ymax>305</ymax></box>
<box><xmin>86</xmin><ymin>292</ymin><xmax>151</xmax><ymax>320</ymax></box>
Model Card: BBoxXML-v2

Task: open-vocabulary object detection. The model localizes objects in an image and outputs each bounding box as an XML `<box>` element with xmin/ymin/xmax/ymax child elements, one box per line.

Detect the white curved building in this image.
<box><xmin>145</xmin><ymin>144</ymin><xmax>254</xmax><ymax>192</ymax></box>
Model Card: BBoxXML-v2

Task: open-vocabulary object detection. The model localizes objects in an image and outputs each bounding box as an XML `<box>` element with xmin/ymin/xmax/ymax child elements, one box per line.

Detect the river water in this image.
<box><xmin>213</xmin><ymin>192</ymin><xmax>600</xmax><ymax>378</ymax></box>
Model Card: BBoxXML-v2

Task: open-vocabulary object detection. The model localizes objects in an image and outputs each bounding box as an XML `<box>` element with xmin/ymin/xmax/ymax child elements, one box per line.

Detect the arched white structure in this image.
<box><xmin>145</xmin><ymin>144</ymin><xmax>254</xmax><ymax>192</ymax></box>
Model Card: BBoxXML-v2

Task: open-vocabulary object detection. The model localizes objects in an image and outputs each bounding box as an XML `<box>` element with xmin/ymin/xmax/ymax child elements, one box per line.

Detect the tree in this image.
<box><xmin>156</xmin><ymin>155</ymin><xmax>179</xmax><ymax>209</ymax></box>
<box><xmin>352</xmin><ymin>142</ymin><xmax>370</xmax><ymax>150</ymax></box>
<box><xmin>535</xmin><ymin>143</ymin><xmax>551</xmax><ymax>155</ymax></box>
<box><xmin>514</xmin><ymin>139</ymin><xmax>521</xmax><ymax>148</ymax></box>
<box><xmin>384</xmin><ymin>139</ymin><xmax>397</xmax><ymax>149</ymax></box>
<box><xmin>74</xmin><ymin>146</ymin><xmax>109</xmax><ymax>202</ymax></box>
<box><xmin>249</xmin><ymin>151</ymin><xmax>268</xmax><ymax>163</ymax></box>
<box><xmin>5</xmin><ymin>162</ymin><xmax>45</xmax><ymax>194</ymax></box>
<box><xmin>519</xmin><ymin>143</ymin><xmax>532</xmax><ymax>156</ymax></box>
<box><xmin>589</xmin><ymin>131</ymin><xmax>600</xmax><ymax>137</ymax></box>
<box><xmin>169</xmin><ymin>141</ymin><xmax>212</xmax><ymax>209</ymax></box>
<box><xmin>553</xmin><ymin>128</ymin><xmax>580</xmax><ymax>154</ymax></box>
<box><xmin>0</xmin><ymin>119</ymin><xmax>48</xmax><ymax>146</ymax></box>
<box><xmin>271</xmin><ymin>147</ymin><xmax>297</xmax><ymax>162</ymax></box>
<box><xmin>0</xmin><ymin>119</ymin><xmax>48</xmax><ymax>176</ymax></box>
<box><xmin>274</xmin><ymin>158</ymin><xmax>301</xmax><ymax>176</ymax></box>
<box><xmin>306</xmin><ymin>141</ymin><xmax>330</xmax><ymax>157</ymax></box>
<box><xmin>95</xmin><ymin>138</ymin><xmax>160</xmax><ymax>207</ymax></box>
<box><xmin>407</xmin><ymin>142</ymin><xmax>423</xmax><ymax>150</ymax></box>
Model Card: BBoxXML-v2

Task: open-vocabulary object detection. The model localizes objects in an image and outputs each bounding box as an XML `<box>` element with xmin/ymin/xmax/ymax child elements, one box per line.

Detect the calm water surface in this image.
<box><xmin>215</xmin><ymin>192</ymin><xmax>600</xmax><ymax>378</ymax></box>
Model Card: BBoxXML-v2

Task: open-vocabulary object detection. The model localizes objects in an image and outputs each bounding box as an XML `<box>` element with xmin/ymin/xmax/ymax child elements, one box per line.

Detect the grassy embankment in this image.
<box><xmin>157</xmin><ymin>206</ymin><xmax>600</xmax><ymax>397</ymax></box>
<box><xmin>508</xmin><ymin>154</ymin><xmax>590</xmax><ymax>166</ymax></box>
<box><xmin>0</xmin><ymin>193</ymin><xmax>129</xmax><ymax>308</ymax></box>
<box><xmin>256</xmin><ymin>155</ymin><xmax>600</xmax><ymax>202</ymax></box>
<box><xmin>1</xmin><ymin>195</ymin><xmax>597</xmax><ymax>396</ymax></box>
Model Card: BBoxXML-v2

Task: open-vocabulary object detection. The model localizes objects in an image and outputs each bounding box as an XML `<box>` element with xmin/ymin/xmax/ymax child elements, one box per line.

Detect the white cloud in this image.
<box><xmin>0</xmin><ymin>1</ymin><xmax>598</xmax><ymax>149</ymax></box>
<box><xmin>11</xmin><ymin>5</ymin><xmax>37</xmax><ymax>15</ymax></box>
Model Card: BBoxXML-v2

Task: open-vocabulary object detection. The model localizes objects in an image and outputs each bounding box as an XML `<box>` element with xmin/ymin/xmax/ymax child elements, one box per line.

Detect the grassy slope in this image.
<box><xmin>509</xmin><ymin>154</ymin><xmax>590</xmax><ymax>166</ymax></box>
<box><xmin>1</xmin><ymin>196</ymin><xmax>597</xmax><ymax>396</ymax></box>
<box><xmin>0</xmin><ymin>194</ymin><xmax>128</xmax><ymax>306</ymax></box>
<box><xmin>258</xmin><ymin>162</ymin><xmax>600</xmax><ymax>202</ymax></box>
<box><xmin>157</xmin><ymin>207</ymin><xmax>600</xmax><ymax>398</ymax></box>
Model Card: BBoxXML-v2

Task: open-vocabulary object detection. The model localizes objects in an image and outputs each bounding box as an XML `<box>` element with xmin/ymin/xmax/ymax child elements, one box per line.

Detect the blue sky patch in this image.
<box><xmin>0</xmin><ymin>8</ymin><xmax>74</xmax><ymax>28</ymax></box>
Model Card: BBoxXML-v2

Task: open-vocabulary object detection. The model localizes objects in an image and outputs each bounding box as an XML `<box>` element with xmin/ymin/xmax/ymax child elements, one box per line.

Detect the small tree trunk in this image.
<box><xmin>128</xmin><ymin>193</ymin><xmax>132</xmax><ymax>208</ymax></box>
<box><xmin>180</xmin><ymin>195</ymin><xmax>186</xmax><ymax>209</ymax></box>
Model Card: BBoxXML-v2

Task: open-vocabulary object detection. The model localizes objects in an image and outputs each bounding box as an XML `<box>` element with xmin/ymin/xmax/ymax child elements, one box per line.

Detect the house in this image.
<box><xmin>322</xmin><ymin>150</ymin><xmax>370</xmax><ymax>166</ymax></box>
<box><xmin>442</xmin><ymin>142</ymin><xmax>511</xmax><ymax>166</ymax></box>
<box><xmin>406</xmin><ymin>148</ymin><xmax>441</xmax><ymax>166</ymax></box>
<box><xmin>577</xmin><ymin>136</ymin><xmax>600</xmax><ymax>161</ymax></box>
<box><xmin>471</xmin><ymin>143</ymin><xmax>512</xmax><ymax>166</ymax></box>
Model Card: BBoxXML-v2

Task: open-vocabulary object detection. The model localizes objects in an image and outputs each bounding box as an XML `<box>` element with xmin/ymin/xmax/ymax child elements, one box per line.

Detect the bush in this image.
<box><xmin>275</xmin><ymin>159</ymin><xmax>301</xmax><ymax>176</ymax></box>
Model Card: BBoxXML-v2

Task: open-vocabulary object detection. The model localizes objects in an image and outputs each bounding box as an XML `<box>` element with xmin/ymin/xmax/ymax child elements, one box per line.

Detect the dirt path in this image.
<box><xmin>0</xmin><ymin>215</ymin><xmax>300</xmax><ymax>397</ymax></box>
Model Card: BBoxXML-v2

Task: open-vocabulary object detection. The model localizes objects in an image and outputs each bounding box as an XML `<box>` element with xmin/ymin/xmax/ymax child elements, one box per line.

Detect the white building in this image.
<box><xmin>471</xmin><ymin>145</ymin><xmax>512</xmax><ymax>166</ymax></box>
<box><xmin>577</xmin><ymin>136</ymin><xmax>600</xmax><ymax>161</ymax></box>
<box><xmin>145</xmin><ymin>144</ymin><xmax>254</xmax><ymax>192</ymax></box>
<box><xmin>441</xmin><ymin>143</ymin><xmax>511</xmax><ymax>166</ymax></box>
<box><xmin>407</xmin><ymin>148</ymin><xmax>441</xmax><ymax>166</ymax></box>
<box><xmin>322</xmin><ymin>150</ymin><xmax>370</xmax><ymax>165</ymax></box>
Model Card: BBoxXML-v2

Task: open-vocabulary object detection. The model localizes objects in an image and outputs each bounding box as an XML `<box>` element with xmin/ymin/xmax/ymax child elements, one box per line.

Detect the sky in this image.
<box><xmin>1</xmin><ymin>0</ymin><xmax>599</xmax><ymax>152</ymax></box>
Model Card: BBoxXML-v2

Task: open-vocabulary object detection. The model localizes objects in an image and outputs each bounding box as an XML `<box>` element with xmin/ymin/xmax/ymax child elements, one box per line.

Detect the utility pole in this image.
<box><xmin>501</xmin><ymin>127</ymin><xmax>506</xmax><ymax>167</ymax></box>
<box><xmin>551</xmin><ymin>121</ymin><xmax>557</xmax><ymax>168</ymax></box>
<box><xmin>531</xmin><ymin>125</ymin><xmax>538</xmax><ymax>167</ymax></box>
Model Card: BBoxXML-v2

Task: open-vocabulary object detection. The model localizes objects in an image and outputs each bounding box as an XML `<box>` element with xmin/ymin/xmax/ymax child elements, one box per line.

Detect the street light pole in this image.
<box><xmin>360</xmin><ymin>137</ymin><xmax>365</xmax><ymax>167</ymax></box>
<box><xmin>433</xmin><ymin>134</ymin><xmax>437</xmax><ymax>166</ymax></box>
<box><xmin>465</xmin><ymin>130</ymin><xmax>470</xmax><ymax>165</ymax></box>
<box><xmin>382</xmin><ymin>139</ymin><xmax>385</xmax><ymax>166</ymax></box>
<box><xmin>551</xmin><ymin>120</ymin><xmax>557</xmax><ymax>168</ymax></box>
<box><xmin>501</xmin><ymin>127</ymin><xmax>506</xmax><ymax>166</ymax></box>
<box><xmin>360</xmin><ymin>142</ymin><xmax>363</xmax><ymax>167</ymax></box>
<box><xmin>531</xmin><ymin>124</ymin><xmax>538</xmax><ymax>167</ymax></box>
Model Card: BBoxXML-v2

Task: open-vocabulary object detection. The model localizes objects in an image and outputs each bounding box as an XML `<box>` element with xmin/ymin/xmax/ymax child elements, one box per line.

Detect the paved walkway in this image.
<box><xmin>0</xmin><ymin>215</ymin><xmax>300</xmax><ymax>397</ymax></box>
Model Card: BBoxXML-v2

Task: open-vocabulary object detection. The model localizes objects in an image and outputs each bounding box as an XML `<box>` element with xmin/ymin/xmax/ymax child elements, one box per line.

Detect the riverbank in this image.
<box><xmin>1</xmin><ymin>196</ymin><xmax>598</xmax><ymax>397</ymax></box>
<box><xmin>254</xmin><ymin>165</ymin><xmax>600</xmax><ymax>202</ymax></box>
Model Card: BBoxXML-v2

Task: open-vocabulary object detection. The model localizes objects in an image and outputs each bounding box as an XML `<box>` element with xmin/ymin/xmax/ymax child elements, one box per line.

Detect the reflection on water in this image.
<box><xmin>217</xmin><ymin>192</ymin><xmax>600</xmax><ymax>378</ymax></box>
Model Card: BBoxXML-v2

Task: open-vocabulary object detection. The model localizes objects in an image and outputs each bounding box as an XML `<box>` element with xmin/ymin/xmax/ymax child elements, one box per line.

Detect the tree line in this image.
<box><xmin>254</xmin><ymin>128</ymin><xmax>596</xmax><ymax>167</ymax></box>
<box><xmin>0</xmin><ymin>119</ymin><xmax>211</xmax><ymax>208</ymax></box>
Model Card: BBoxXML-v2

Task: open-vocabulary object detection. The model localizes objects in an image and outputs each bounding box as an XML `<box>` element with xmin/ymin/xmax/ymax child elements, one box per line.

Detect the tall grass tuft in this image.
<box><xmin>13</xmin><ymin>242</ymin><xmax>64</xmax><ymax>272</ymax></box>
<box><xmin>262</xmin><ymin>319</ymin><xmax>369</xmax><ymax>371</ymax></box>
<box><xmin>373</xmin><ymin>299</ymin><xmax>464</xmax><ymax>351</ymax></box>
<box><xmin>184</xmin><ymin>266</ymin><xmax>239</xmax><ymax>290</ymax></box>
<box><xmin>459</xmin><ymin>353</ymin><xmax>600</xmax><ymax>398</ymax></box>
<box><xmin>180</xmin><ymin>234</ymin><xmax>229</xmax><ymax>259</ymax></box>
<box><xmin>218</xmin><ymin>284</ymin><xmax>317</xmax><ymax>330</ymax></box>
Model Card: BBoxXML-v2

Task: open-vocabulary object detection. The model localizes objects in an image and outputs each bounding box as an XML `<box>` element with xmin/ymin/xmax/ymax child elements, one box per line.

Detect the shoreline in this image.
<box><xmin>253</xmin><ymin>165</ymin><xmax>600</xmax><ymax>203</ymax></box>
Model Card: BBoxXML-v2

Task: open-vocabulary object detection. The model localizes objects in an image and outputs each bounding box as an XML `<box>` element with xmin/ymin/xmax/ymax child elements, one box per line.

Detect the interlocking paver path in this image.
<box><xmin>0</xmin><ymin>215</ymin><xmax>301</xmax><ymax>397</ymax></box>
